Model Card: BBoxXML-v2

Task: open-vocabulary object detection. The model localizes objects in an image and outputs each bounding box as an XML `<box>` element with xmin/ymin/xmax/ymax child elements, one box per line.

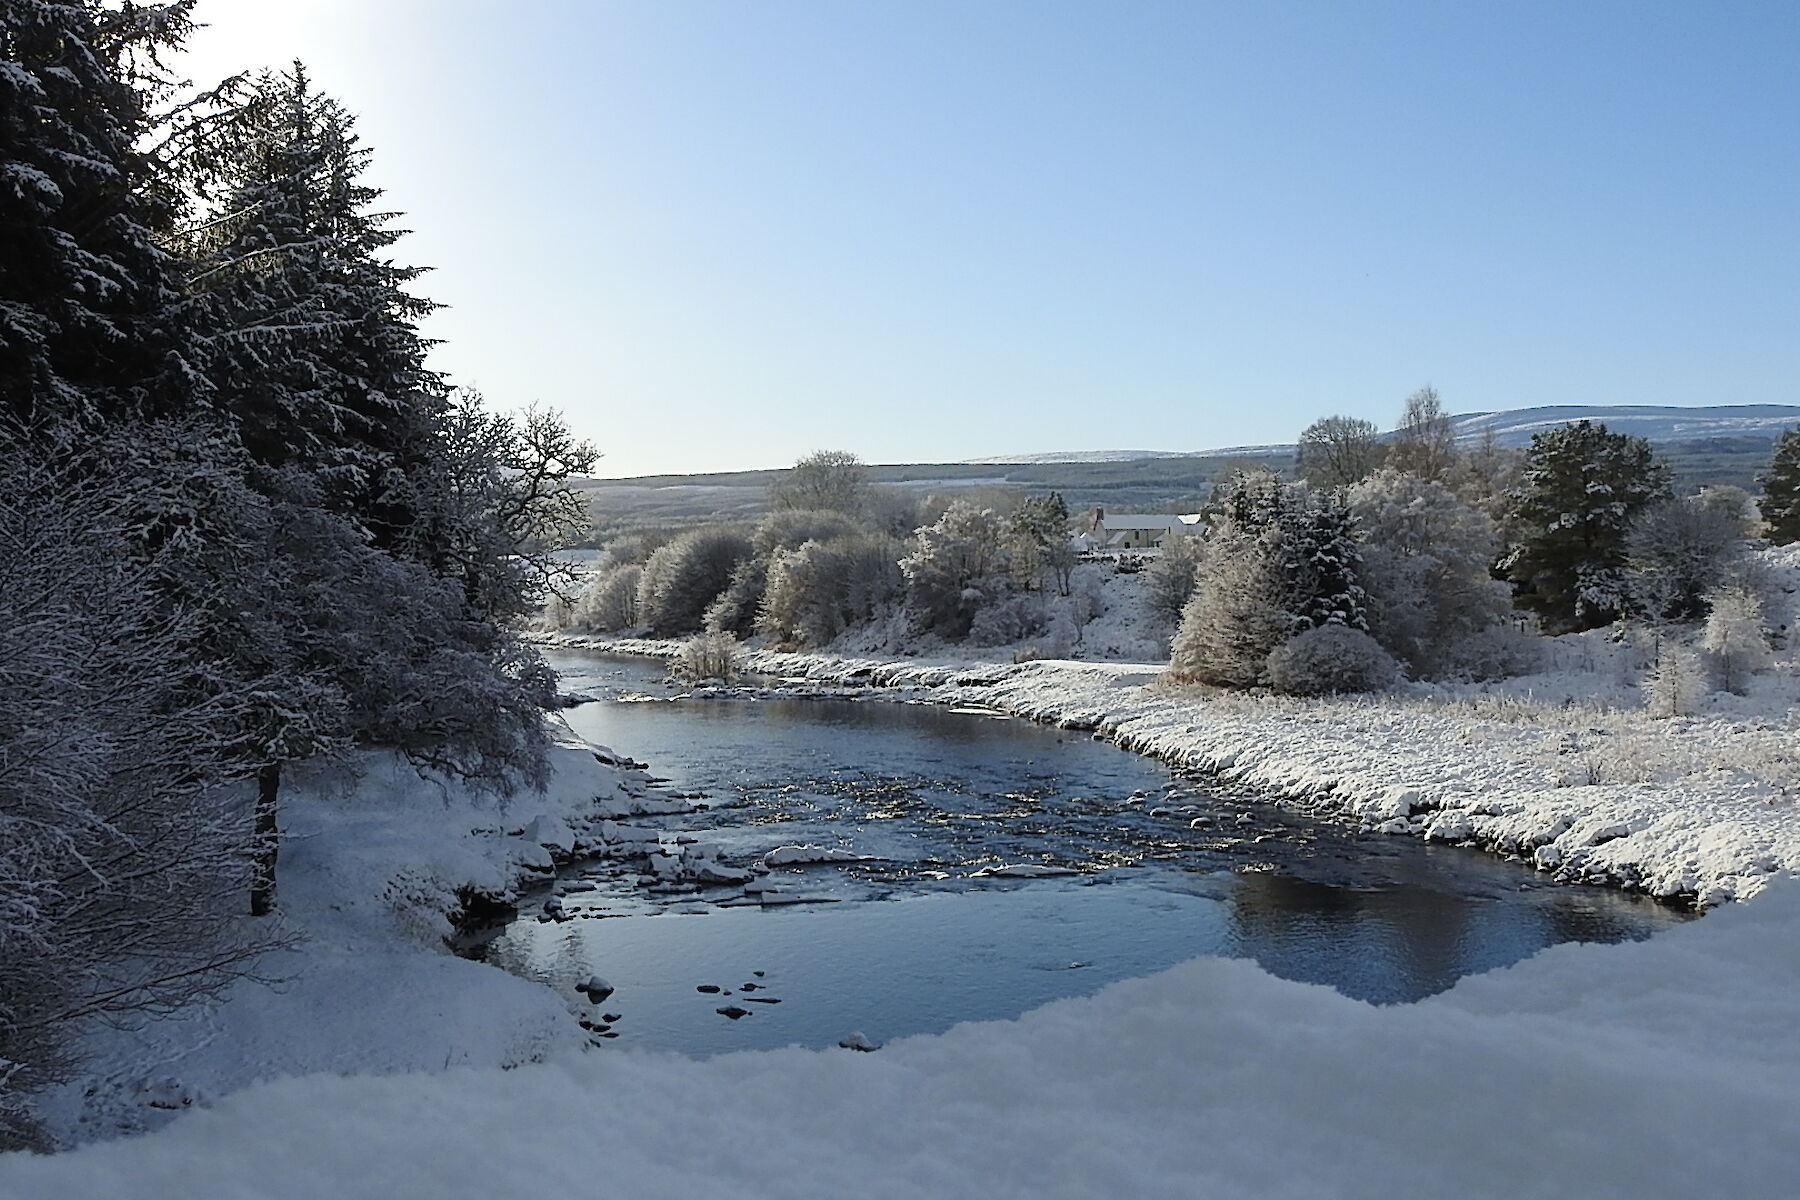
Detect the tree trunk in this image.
<box><xmin>251</xmin><ymin>761</ymin><xmax>280</xmax><ymax>917</ymax></box>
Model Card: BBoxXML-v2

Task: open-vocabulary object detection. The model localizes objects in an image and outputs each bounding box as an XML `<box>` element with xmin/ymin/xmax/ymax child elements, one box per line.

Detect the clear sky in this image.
<box><xmin>175</xmin><ymin>0</ymin><xmax>1799</xmax><ymax>477</ymax></box>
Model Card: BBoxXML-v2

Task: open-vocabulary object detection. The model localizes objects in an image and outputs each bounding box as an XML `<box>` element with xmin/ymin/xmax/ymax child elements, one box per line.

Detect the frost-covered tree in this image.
<box><xmin>752</xmin><ymin>507</ymin><xmax>859</xmax><ymax>555</ymax></box>
<box><xmin>1006</xmin><ymin>492</ymin><xmax>1074</xmax><ymax>595</ymax></box>
<box><xmin>172</xmin><ymin>65</ymin><xmax>448</xmax><ymax>548</ymax></box>
<box><xmin>1643</xmin><ymin>641</ymin><xmax>1707</xmax><ymax>719</ymax></box>
<box><xmin>0</xmin><ymin>429</ymin><xmax>283</xmax><ymax>1147</ymax></box>
<box><xmin>768</xmin><ymin>449</ymin><xmax>867</xmax><ymax>515</ymax></box>
<box><xmin>0</xmin><ymin>0</ymin><xmax>195</xmax><ymax>429</ymax></box>
<box><xmin>1169</xmin><ymin>473</ymin><xmax>1367</xmax><ymax>687</ymax></box>
<box><xmin>1387</xmin><ymin>386</ymin><xmax>1457</xmax><ymax>482</ymax></box>
<box><xmin>1143</xmin><ymin>531</ymin><xmax>1205</xmax><ymax>626</ymax></box>
<box><xmin>1624</xmin><ymin>496</ymin><xmax>1749</xmax><ymax>624</ymax></box>
<box><xmin>637</xmin><ymin>525</ymin><xmax>754</xmax><ymax>636</ymax></box>
<box><xmin>760</xmin><ymin>533</ymin><xmax>903</xmax><ymax>647</ymax></box>
<box><xmin>1296</xmin><ymin>415</ymin><xmax>1385</xmax><ymax>488</ymax></box>
<box><xmin>1701</xmin><ymin>585</ymin><xmax>1771</xmax><ymax>695</ymax></box>
<box><xmin>1348</xmin><ymin>470</ymin><xmax>1512</xmax><ymax>678</ymax></box>
<box><xmin>899</xmin><ymin>500</ymin><xmax>1009</xmax><ymax>638</ymax></box>
<box><xmin>1758</xmin><ymin>427</ymin><xmax>1800</xmax><ymax>545</ymax></box>
<box><xmin>1446</xmin><ymin>427</ymin><xmax>1522</xmax><ymax>520</ymax></box>
<box><xmin>571</xmin><ymin>563</ymin><xmax>642</xmax><ymax>631</ymax></box>
<box><xmin>1501</xmin><ymin>421</ymin><xmax>1671</xmax><ymax>633</ymax></box>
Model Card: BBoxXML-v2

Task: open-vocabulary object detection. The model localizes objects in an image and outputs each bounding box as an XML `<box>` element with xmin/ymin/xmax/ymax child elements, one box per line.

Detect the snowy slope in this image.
<box><xmin>968</xmin><ymin>403</ymin><xmax>1800</xmax><ymax>463</ymax></box>
<box><xmin>8</xmin><ymin>883</ymin><xmax>1800</xmax><ymax>1199</ymax></box>
<box><xmin>1449</xmin><ymin>404</ymin><xmax>1800</xmax><ymax>447</ymax></box>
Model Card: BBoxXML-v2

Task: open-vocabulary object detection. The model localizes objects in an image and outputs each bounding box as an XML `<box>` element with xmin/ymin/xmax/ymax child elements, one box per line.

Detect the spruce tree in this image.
<box><xmin>1757</xmin><ymin>427</ymin><xmax>1800</xmax><ymax>545</ymax></box>
<box><xmin>1501</xmin><ymin>420</ymin><xmax>1670</xmax><ymax>632</ymax></box>
<box><xmin>174</xmin><ymin>63</ymin><xmax>441</xmax><ymax>548</ymax></box>
<box><xmin>0</xmin><ymin>0</ymin><xmax>195</xmax><ymax>427</ymax></box>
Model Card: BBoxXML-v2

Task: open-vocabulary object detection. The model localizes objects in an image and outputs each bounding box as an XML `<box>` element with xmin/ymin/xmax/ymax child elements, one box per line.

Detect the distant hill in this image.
<box><xmin>579</xmin><ymin>404</ymin><xmax>1798</xmax><ymax>535</ymax></box>
<box><xmin>966</xmin><ymin>404</ymin><xmax>1800</xmax><ymax>464</ymax></box>
<box><xmin>1449</xmin><ymin>404</ymin><xmax>1800</xmax><ymax>447</ymax></box>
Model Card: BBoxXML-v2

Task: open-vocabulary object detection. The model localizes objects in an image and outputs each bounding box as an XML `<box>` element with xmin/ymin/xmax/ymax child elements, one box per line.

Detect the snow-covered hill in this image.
<box><xmin>1449</xmin><ymin>404</ymin><xmax>1800</xmax><ymax>447</ymax></box>
<box><xmin>969</xmin><ymin>404</ymin><xmax>1800</xmax><ymax>464</ymax></box>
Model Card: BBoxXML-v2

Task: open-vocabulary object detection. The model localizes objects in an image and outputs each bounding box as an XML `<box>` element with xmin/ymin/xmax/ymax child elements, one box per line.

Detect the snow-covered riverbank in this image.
<box><xmin>545</xmin><ymin>634</ymin><xmax>1800</xmax><ymax>906</ymax></box>
<box><xmin>13</xmin><ymin>653</ymin><xmax>1800</xmax><ymax>1196</ymax></box>
<box><xmin>31</xmin><ymin>719</ymin><xmax>691</xmax><ymax>1147</ymax></box>
<box><xmin>10</xmin><ymin>878</ymin><xmax>1800</xmax><ymax>1198</ymax></box>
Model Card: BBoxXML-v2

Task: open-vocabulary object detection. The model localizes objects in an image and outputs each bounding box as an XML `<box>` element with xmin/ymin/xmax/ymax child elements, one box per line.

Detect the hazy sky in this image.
<box><xmin>176</xmin><ymin>1</ymin><xmax>1799</xmax><ymax>477</ymax></box>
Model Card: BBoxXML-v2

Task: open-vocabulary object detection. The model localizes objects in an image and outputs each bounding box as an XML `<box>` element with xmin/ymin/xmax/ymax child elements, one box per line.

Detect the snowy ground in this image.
<box><xmin>30</xmin><ymin>720</ymin><xmax>682</xmax><ymax>1148</ymax></box>
<box><xmin>8</xmin><ymin>880</ymin><xmax>1800</xmax><ymax>1198</ymax></box>
<box><xmin>11</xmin><ymin>555</ymin><xmax>1800</xmax><ymax>1192</ymax></box>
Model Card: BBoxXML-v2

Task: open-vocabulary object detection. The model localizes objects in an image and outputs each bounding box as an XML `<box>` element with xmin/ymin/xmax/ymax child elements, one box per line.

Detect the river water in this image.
<box><xmin>473</xmin><ymin>649</ymin><xmax>1690</xmax><ymax>1054</ymax></box>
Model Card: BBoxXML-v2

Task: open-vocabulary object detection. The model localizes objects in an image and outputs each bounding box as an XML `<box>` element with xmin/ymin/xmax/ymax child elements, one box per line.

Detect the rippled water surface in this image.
<box><xmin>473</xmin><ymin>650</ymin><xmax>1691</xmax><ymax>1054</ymax></box>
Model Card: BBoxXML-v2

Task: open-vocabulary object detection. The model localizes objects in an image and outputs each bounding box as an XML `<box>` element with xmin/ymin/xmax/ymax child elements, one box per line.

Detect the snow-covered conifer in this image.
<box><xmin>1501</xmin><ymin>421</ymin><xmax>1671</xmax><ymax>632</ymax></box>
<box><xmin>1758</xmin><ymin>427</ymin><xmax>1800</xmax><ymax>545</ymax></box>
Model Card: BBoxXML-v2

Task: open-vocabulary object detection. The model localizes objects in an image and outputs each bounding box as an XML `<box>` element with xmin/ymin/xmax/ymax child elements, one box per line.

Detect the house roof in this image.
<box><xmin>1099</xmin><ymin>514</ymin><xmax>1188</xmax><ymax>531</ymax></box>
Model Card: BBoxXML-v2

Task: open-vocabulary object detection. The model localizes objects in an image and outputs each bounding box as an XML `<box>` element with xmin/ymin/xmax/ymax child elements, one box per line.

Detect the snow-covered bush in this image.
<box><xmin>1349</xmin><ymin>470</ymin><xmax>1513</xmax><ymax>679</ymax></box>
<box><xmin>672</xmin><ymin>632</ymin><xmax>742</xmax><ymax>683</ymax></box>
<box><xmin>752</xmin><ymin>508</ymin><xmax>859</xmax><ymax>555</ymax></box>
<box><xmin>1446</xmin><ymin>625</ymin><xmax>1543</xmax><ymax>681</ymax></box>
<box><xmin>760</xmin><ymin>534</ymin><xmax>904</xmax><ymax>647</ymax></box>
<box><xmin>1643</xmin><ymin>641</ymin><xmax>1708</xmax><ymax>718</ymax></box>
<box><xmin>900</xmin><ymin>501</ymin><xmax>1010</xmax><ymax>638</ymax></box>
<box><xmin>1168</xmin><ymin>473</ymin><xmax>1368</xmax><ymax>688</ymax></box>
<box><xmin>969</xmin><ymin>593</ymin><xmax>1049</xmax><ymax>647</ymax></box>
<box><xmin>563</xmin><ymin>564</ymin><xmax>641</xmax><ymax>631</ymax></box>
<box><xmin>636</xmin><ymin>526</ymin><xmax>754</xmax><ymax>636</ymax></box>
<box><xmin>1625</xmin><ymin>496</ymin><xmax>1749</xmax><ymax>623</ymax></box>
<box><xmin>703</xmin><ymin>557</ymin><xmax>769</xmax><ymax>636</ymax></box>
<box><xmin>1701</xmin><ymin>585</ymin><xmax>1772</xmax><ymax>694</ymax></box>
<box><xmin>1265</xmin><ymin>625</ymin><xmax>1400</xmax><ymax>696</ymax></box>
<box><xmin>1142</xmin><ymin>533</ymin><xmax>1204</xmax><ymax>626</ymax></box>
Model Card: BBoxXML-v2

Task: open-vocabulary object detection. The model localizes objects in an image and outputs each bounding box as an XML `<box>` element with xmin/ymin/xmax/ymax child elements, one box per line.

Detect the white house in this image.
<box><xmin>1073</xmin><ymin>508</ymin><xmax>1201</xmax><ymax>556</ymax></box>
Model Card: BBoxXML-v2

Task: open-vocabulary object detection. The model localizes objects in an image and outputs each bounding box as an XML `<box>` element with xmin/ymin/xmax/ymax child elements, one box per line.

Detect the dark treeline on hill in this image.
<box><xmin>0</xmin><ymin>1</ymin><xmax>591</xmax><ymax>1146</ymax></box>
<box><xmin>576</xmin><ymin>429</ymin><xmax>1783</xmax><ymax>538</ymax></box>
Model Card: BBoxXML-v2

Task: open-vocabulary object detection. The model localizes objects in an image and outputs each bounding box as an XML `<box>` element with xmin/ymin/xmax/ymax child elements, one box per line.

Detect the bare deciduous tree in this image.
<box><xmin>1296</xmin><ymin>415</ymin><xmax>1386</xmax><ymax>489</ymax></box>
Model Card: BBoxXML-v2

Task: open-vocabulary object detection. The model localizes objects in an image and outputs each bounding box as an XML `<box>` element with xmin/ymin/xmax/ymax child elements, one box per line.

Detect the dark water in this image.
<box><xmin>476</xmin><ymin>649</ymin><xmax>1690</xmax><ymax>1054</ymax></box>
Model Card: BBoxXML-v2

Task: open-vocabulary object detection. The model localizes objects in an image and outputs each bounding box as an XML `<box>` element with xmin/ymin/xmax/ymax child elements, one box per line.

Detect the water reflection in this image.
<box><xmin>484</xmin><ymin>649</ymin><xmax>1695</xmax><ymax>1051</ymax></box>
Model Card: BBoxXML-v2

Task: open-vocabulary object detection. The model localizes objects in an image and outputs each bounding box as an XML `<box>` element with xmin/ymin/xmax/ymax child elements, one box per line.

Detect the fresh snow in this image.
<box><xmin>9</xmin><ymin>882</ymin><xmax>1800</xmax><ymax>1198</ymax></box>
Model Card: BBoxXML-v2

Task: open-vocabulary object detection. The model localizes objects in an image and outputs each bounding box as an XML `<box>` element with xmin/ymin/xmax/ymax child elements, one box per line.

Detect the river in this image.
<box><xmin>470</xmin><ymin>649</ymin><xmax>1690</xmax><ymax>1054</ymax></box>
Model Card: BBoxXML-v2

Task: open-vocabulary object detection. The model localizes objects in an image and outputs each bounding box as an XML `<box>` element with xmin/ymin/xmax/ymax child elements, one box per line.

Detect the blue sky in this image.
<box><xmin>180</xmin><ymin>1</ymin><xmax>1799</xmax><ymax>476</ymax></box>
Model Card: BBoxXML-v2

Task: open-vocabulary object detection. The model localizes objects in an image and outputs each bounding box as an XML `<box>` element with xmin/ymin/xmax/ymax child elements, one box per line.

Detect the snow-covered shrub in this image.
<box><xmin>1348</xmin><ymin>470</ymin><xmax>1513</xmax><ymax>679</ymax></box>
<box><xmin>1069</xmin><ymin>568</ymin><xmax>1107</xmax><ymax>627</ymax></box>
<box><xmin>900</xmin><ymin>501</ymin><xmax>1009</xmax><ymax>638</ymax></box>
<box><xmin>1445</xmin><ymin>626</ymin><xmax>1543</xmax><ymax>681</ymax></box>
<box><xmin>1168</xmin><ymin>473</ymin><xmax>1367</xmax><ymax>688</ymax></box>
<box><xmin>673</xmin><ymin>632</ymin><xmax>741</xmax><ymax>683</ymax></box>
<box><xmin>760</xmin><ymin>534</ymin><xmax>904</xmax><ymax>647</ymax></box>
<box><xmin>1701</xmin><ymin>585</ymin><xmax>1772</xmax><ymax>694</ymax></box>
<box><xmin>1265</xmin><ymin>625</ymin><xmax>1400</xmax><ymax>696</ymax></box>
<box><xmin>703</xmin><ymin>557</ymin><xmax>769</xmax><ymax>636</ymax></box>
<box><xmin>636</xmin><ymin>526</ymin><xmax>754</xmax><ymax>636</ymax></box>
<box><xmin>1643</xmin><ymin>642</ymin><xmax>1707</xmax><ymax>718</ymax></box>
<box><xmin>969</xmin><ymin>593</ymin><xmax>1048</xmax><ymax>647</ymax></box>
<box><xmin>565</xmin><ymin>563</ymin><xmax>641</xmax><ymax>631</ymax></box>
<box><xmin>752</xmin><ymin>508</ymin><xmax>859</xmax><ymax>555</ymax></box>
<box><xmin>1624</xmin><ymin>496</ymin><xmax>1749</xmax><ymax>623</ymax></box>
<box><xmin>1143</xmin><ymin>533</ymin><xmax>1204</xmax><ymax>626</ymax></box>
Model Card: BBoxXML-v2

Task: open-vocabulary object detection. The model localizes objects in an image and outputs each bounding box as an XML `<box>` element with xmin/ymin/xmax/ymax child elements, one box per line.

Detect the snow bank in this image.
<box><xmin>11</xmin><ymin>880</ymin><xmax>1800</xmax><ymax>1199</ymax></box>
<box><xmin>35</xmin><ymin>717</ymin><xmax>667</xmax><ymax>1146</ymax></box>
